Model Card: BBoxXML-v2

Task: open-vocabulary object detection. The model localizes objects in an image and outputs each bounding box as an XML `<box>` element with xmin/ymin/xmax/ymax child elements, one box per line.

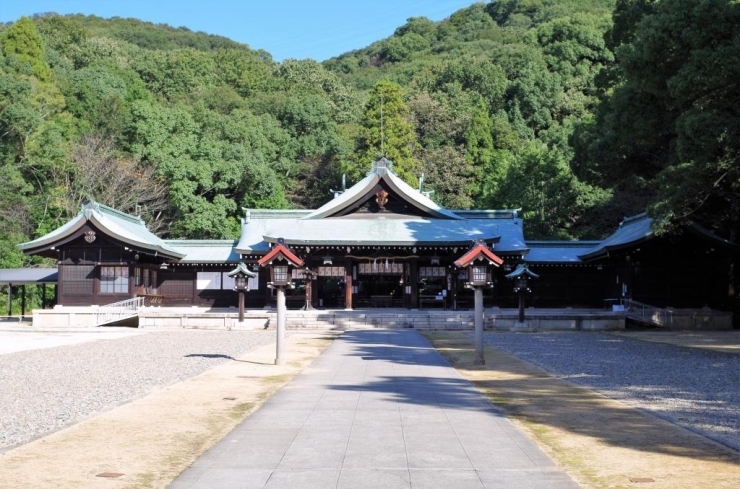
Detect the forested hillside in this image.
<box><xmin>1</xmin><ymin>0</ymin><xmax>738</xmax><ymax>274</ymax></box>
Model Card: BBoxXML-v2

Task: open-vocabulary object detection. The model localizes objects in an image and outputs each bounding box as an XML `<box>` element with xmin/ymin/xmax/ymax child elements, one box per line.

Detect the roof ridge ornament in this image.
<box><xmin>371</xmin><ymin>156</ymin><xmax>393</xmax><ymax>177</ymax></box>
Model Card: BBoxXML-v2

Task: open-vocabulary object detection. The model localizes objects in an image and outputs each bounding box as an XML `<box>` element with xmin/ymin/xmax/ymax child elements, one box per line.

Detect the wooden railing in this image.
<box><xmin>95</xmin><ymin>296</ymin><xmax>144</xmax><ymax>326</ymax></box>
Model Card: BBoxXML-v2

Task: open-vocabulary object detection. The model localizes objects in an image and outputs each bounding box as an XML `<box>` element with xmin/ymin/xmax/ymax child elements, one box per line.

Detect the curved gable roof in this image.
<box><xmin>303</xmin><ymin>158</ymin><xmax>462</xmax><ymax>220</ymax></box>
<box><xmin>19</xmin><ymin>201</ymin><xmax>185</xmax><ymax>259</ymax></box>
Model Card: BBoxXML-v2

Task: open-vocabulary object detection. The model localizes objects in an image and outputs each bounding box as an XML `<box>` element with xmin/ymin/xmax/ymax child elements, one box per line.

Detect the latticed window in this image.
<box><xmin>100</xmin><ymin>266</ymin><xmax>128</xmax><ymax>294</ymax></box>
<box><xmin>273</xmin><ymin>266</ymin><xmax>289</xmax><ymax>283</ymax></box>
<box><xmin>472</xmin><ymin>266</ymin><xmax>487</xmax><ymax>283</ymax></box>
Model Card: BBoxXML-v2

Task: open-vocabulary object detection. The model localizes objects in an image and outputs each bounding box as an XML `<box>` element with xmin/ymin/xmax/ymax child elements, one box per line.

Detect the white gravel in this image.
<box><xmin>0</xmin><ymin>330</ymin><xmax>282</xmax><ymax>451</ymax></box>
<box><xmin>481</xmin><ymin>332</ymin><xmax>740</xmax><ymax>451</ymax></box>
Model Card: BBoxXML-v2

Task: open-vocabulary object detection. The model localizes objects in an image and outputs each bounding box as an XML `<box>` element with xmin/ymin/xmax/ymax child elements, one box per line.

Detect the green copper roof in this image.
<box><xmin>19</xmin><ymin>200</ymin><xmax>185</xmax><ymax>259</ymax></box>
<box><xmin>524</xmin><ymin>241</ymin><xmax>601</xmax><ymax>263</ymax></box>
<box><xmin>227</xmin><ymin>262</ymin><xmax>257</xmax><ymax>278</ymax></box>
<box><xmin>579</xmin><ymin>213</ymin><xmax>653</xmax><ymax>260</ymax></box>
<box><xmin>235</xmin><ymin>215</ymin><xmax>527</xmax><ymax>253</ymax></box>
<box><xmin>164</xmin><ymin>240</ymin><xmax>240</xmax><ymax>263</ymax></box>
<box><xmin>505</xmin><ymin>263</ymin><xmax>540</xmax><ymax>279</ymax></box>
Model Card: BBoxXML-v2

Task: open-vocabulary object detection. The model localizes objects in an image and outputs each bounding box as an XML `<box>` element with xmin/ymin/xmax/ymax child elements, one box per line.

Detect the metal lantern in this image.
<box><xmin>505</xmin><ymin>264</ymin><xmax>539</xmax><ymax>323</ymax></box>
<box><xmin>515</xmin><ymin>276</ymin><xmax>529</xmax><ymax>293</ymax></box>
<box><xmin>234</xmin><ymin>274</ymin><xmax>248</xmax><ymax>292</ymax></box>
<box><xmin>227</xmin><ymin>262</ymin><xmax>257</xmax><ymax>323</ymax></box>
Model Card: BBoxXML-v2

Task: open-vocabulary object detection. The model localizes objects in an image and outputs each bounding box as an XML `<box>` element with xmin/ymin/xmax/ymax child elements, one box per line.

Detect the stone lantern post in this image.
<box><xmin>257</xmin><ymin>238</ymin><xmax>304</xmax><ymax>365</ymax></box>
<box><xmin>454</xmin><ymin>240</ymin><xmax>503</xmax><ymax>366</ymax></box>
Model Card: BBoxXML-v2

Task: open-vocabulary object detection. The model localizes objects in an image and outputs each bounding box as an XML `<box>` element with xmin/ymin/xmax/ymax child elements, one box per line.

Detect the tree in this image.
<box><xmin>494</xmin><ymin>142</ymin><xmax>610</xmax><ymax>239</ymax></box>
<box><xmin>67</xmin><ymin>133</ymin><xmax>169</xmax><ymax>233</ymax></box>
<box><xmin>353</xmin><ymin>80</ymin><xmax>419</xmax><ymax>184</ymax></box>
<box><xmin>583</xmin><ymin>0</ymin><xmax>740</xmax><ymax>241</ymax></box>
<box><xmin>1</xmin><ymin>17</ymin><xmax>52</xmax><ymax>81</ymax></box>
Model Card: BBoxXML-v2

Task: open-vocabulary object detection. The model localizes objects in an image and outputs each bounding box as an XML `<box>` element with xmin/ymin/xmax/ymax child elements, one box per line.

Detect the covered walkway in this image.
<box><xmin>0</xmin><ymin>268</ymin><xmax>57</xmax><ymax>318</ymax></box>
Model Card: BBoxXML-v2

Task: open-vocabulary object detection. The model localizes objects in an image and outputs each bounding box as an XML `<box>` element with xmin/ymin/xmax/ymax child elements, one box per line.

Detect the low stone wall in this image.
<box><xmin>138</xmin><ymin>309</ymin><xmax>270</xmax><ymax>330</ymax></box>
<box><xmin>33</xmin><ymin>307</ymin><xmax>102</xmax><ymax>328</ymax></box>
<box><xmin>664</xmin><ymin>309</ymin><xmax>733</xmax><ymax>330</ymax></box>
<box><xmin>35</xmin><ymin>307</ymin><xmax>740</xmax><ymax>331</ymax></box>
<box><xmin>486</xmin><ymin>314</ymin><xmax>625</xmax><ymax>331</ymax></box>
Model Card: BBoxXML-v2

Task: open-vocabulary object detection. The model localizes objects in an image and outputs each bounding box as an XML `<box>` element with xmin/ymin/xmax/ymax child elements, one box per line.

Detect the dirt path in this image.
<box><xmin>423</xmin><ymin>331</ymin><xmax>740</xmax><ymax>489</ymax></box>
<box><xmin>0</xmin><ymin>331</ymin><xmax>338</xmax><ymax>489</ymax></box>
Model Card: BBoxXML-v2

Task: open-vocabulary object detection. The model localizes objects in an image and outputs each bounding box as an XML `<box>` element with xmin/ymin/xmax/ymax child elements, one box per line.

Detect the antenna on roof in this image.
<box><xmin>380</xmin><ymin>91</ymin><xmax>385</xmax><ymax>157</ymax></box>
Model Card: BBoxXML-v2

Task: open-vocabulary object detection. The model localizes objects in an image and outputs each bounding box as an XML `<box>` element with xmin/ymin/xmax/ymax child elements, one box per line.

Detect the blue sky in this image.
<box><xmin>0</xmin><ymin>0</ymin><xmax>478</xmax><ymax>61</ymax></box>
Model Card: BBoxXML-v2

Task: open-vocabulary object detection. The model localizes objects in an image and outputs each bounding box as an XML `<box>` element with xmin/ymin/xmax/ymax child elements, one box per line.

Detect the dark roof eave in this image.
<box><xmin>578</xmin><ymin>235</ymin><xmax>653</xmax><ymax>261</ymax></box>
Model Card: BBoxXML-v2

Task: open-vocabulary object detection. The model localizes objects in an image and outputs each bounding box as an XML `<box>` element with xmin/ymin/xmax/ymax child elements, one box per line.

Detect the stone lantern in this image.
<box><xmin>257</xmin><ymin>238</ymin><xmax>304</xmax><ymax>365</ymax></box>
<box><xmin>454</xmin><ymin>239</ymin><xmax>503</xmax><ymax>365</ymax></box>
<box><xmin>227</xmin><ymin>262</ymin><xmax>257</xmax><ymax>324</ymax></box>
<box><xmin>505</xmin><ymin>264</ymin><xmax>539</xmax><ymax>324</ymax></box>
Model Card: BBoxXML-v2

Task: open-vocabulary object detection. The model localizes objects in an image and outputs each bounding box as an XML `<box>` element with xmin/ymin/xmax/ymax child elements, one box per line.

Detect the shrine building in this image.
<box><xmin>16</xmin><ymin>157</ymin><xmax>738</xmax><ymax>327</ymax></box>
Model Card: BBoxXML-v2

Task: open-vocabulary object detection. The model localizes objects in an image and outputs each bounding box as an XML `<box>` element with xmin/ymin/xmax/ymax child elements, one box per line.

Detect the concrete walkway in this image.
<box><xmin>171</xmin><ymin>329</ymin><xmax>578</xmax><ymax>489</ymax></box>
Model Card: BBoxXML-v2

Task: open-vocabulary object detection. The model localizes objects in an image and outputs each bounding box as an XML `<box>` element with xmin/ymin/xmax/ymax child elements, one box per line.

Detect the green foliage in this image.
<box><xmin>1</xmin><ymin>17</ymin><xmax>52</xmax><ymax>81</ymax></box>
<box><xmin>353</xmin><ymin>80</ymin><xmax>419</xmax><ymax>184</ymax></box>
<box><xmin>3</xmin><ymin>0</ymin><xmax>734</xmax><ymax>257</ymax></box>
<box><xmin>579</xmin><ymin>0</ymin><xmax>740</xmax><ymax>240</ymax></box>
<box><xmin>493</xmin><ymin>142</ymin><xmax>610</xmax><ymax>238</ymax></box>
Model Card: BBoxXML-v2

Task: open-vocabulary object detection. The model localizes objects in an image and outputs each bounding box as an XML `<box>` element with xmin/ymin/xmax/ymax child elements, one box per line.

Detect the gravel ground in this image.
<box><xmin>481</xmin><ymin>332</ymin><xmax>740</xmax><ymax>450</ymax></box>
<box><xmin>0</xmin><ymin>330</ymin><xmax>283</xmax><ymax>450</ymax></box>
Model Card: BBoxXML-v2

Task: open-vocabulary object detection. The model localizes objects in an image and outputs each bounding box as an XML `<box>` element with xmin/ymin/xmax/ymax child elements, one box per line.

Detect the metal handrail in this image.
<box><xmin>620</xmin><ymin>298</ymin><xmax>674</xmax><ymax>327</ymax></box>
<box><xmin>95</xmin><ymin>296</ymin><xmax>144</xmax><ymax>326</ymax></box>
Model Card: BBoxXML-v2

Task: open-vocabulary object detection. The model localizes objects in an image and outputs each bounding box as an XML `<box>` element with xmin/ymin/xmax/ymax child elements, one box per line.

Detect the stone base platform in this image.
<box><xmin>27</xmin><ymin>305</ymin><xmax>733</xmax><ymax>331</ymax></box>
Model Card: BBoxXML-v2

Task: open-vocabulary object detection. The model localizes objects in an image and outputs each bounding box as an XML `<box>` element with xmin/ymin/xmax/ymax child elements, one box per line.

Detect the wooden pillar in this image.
<box><xmin>304</xmin><ymin>272</ymin><xmax>313</xmax><ymax>309</ymax></box>
<box><xmin>344</xmin><ymin>261</ymin><xmax>353</xmax><ymax>310</ymax></box>
<box><xmin>310</xmin><ymin>269</ymin><xmax>318</xmax><ymax>307</ymax></box>
<box><xmin>6</xmin><ymin>283</ymin><xmax>11</xmax><ymax>317</ymax></box>
<box><xmin>452</xmin><ymin>270</ymin><xmax>458</xmax><ymax>310</ymax></box>
<box><xmin>42</xmin><ymin>283</ymin><xmax>47</xmax><ymax>310</ymax></box>
<box><xmin>21</xmin><ymin>285</ymin><xmax>26</xmax><ymax>317</ymax></box>
<box><xmin>410</xmin><ymin>259</ymin><xmax>418</xmax><ymax>309</ymax></box>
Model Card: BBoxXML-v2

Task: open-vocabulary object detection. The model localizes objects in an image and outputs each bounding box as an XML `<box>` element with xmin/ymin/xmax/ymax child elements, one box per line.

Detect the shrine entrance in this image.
<box><xmin>353</xmin><ymin>261</ymin><xmax>405</xmax><ymax>308</ymax></box>
<box><xmin>315</xmin><ymin>265</ymin><xmax>346</xmax><ymax>308</ymax></box>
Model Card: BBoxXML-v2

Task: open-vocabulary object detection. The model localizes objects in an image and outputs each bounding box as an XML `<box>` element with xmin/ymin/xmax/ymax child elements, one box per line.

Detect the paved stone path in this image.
<box><xmin>171</xmin><ymin>329</ymin><xmax>578</xmax><ymax>488</ymax></box>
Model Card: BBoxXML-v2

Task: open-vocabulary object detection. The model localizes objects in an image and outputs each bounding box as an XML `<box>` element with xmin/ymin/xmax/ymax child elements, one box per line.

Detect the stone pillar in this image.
<box><xmin>474</xmin><ymin>287</ymin><xmax>485</xmax><ymax>365</ymax></box>
<box><xmin>276</xmin><ymin>287</ymin><xmax>286</xmax><ymax>365</ymax></box>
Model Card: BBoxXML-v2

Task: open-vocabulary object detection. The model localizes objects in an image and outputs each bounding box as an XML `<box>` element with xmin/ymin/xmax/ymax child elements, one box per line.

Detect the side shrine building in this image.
<box><xmin>19</xmin><ymin>158</ymin><xmax>738</xmax><ymax>325</ymax></box>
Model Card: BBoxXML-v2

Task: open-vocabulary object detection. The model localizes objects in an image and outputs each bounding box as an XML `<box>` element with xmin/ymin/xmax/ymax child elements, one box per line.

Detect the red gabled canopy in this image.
<box><xmin>454</xmin><ymin>242</ymin><xmax>503</xmax><ymax>268</ymax></box>
<box><xmin>257</xmin><ymin>242</ymin><xmax>304</xmax><ymax>267</ymax></box>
